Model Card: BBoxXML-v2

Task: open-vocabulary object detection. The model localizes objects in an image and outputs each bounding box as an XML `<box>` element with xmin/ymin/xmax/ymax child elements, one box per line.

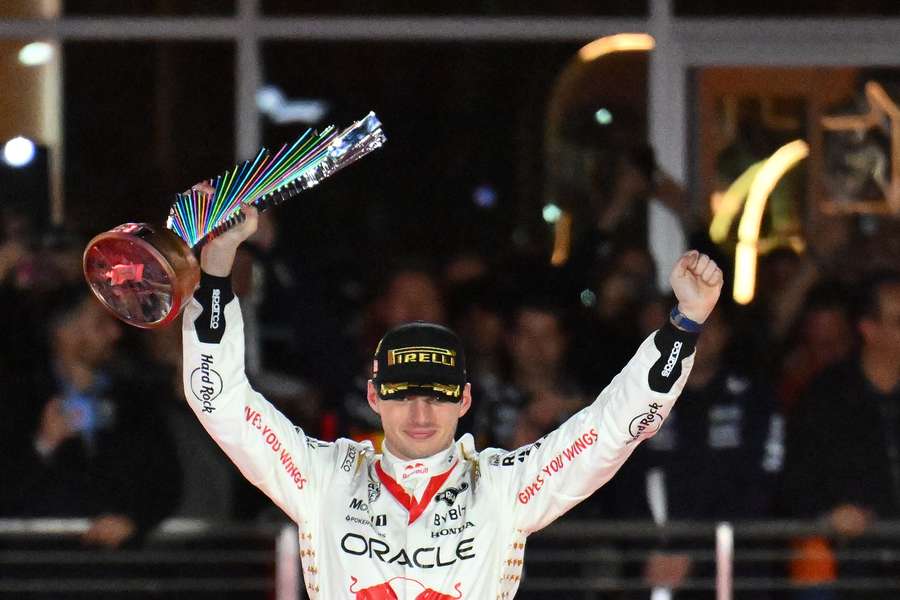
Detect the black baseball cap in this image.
<box><xmin>372</xmin><ymin>321</ymin><xmax>467</xmax><ymax>401</ymax></box>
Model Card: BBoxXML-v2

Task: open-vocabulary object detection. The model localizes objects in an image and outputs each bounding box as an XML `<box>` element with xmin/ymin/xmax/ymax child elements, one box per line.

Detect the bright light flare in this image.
<box><xmin>733</xmin><ymin>139</ymin><xmax>810</xmax><ymax>305</ymax></box>
<box><xmin>578</xmin><ymin>33</ymin><xmax>655</xmax><ymax>62</ymax></box>
<box><xmin>18</xmin><ymin>42</ymin><xmax>54</xmax><ymax>66</ymax></box>
<box><xmin>594</xmin><ymin>108</ymin><xmax>613</xmax><ymax>126</ymax></box>
<box><xmin>542</xmin><ymin>203</ymin><xmax>562</xmax><ymax>223</ymax></box>
<box><xmin>3</xmin><ymin>136</ymin><xmax>36</xmax><ymax>167</ymax></box>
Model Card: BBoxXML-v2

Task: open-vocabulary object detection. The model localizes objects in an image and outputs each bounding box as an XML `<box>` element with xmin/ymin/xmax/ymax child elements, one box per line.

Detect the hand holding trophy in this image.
<box><xmin>83</xmin><ymin>112</ymin><xmax>385</xmax><ymax>328</ymax></box>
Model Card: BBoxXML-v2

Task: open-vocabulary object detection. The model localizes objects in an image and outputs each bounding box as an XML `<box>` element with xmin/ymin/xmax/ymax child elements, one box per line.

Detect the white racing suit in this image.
<box><xmin>183</xmin><ymin>273</ymin><xmax>698</xmax><ymax>599</ymax></box>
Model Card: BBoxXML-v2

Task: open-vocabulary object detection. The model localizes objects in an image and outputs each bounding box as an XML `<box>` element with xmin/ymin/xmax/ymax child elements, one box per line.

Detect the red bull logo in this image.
<box><xmin>402</xmin><ymin>462</ymin><xmax>429</xmax><ymax>480</ymax></box>
<box><xmin>350</xmin><ymin>576</ymin><xmax>462</xmax><ymax>599</ymax></box>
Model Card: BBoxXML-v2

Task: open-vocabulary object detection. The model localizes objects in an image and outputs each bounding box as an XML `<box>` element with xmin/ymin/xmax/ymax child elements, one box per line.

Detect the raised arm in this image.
<box><xmin>182</xmin><ymin>200</ymin><xmax>339</xmax><ymax>523</ymax></box>
<box><xmin>488</xmin><ymin>251</ymin><xmax>723</xmax><ymax>533</ymax></box>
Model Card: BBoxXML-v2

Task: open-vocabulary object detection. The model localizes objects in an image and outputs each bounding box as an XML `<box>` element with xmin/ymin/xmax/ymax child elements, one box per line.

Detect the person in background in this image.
<box><xmin>608</xmin><ymin>301</ymin><xmax>784</xmax><ymax>597</ymax></box>
<box><xmin>570</xmin><ymin>245</ymin><xmax>660</xmax><ymax>394</ymax></box>
<box><xmin>140</xmin><ymin>323</ymin><xmax>239</xmax><ymax>520</ymax></box>
<box><xmin>473</xmin><ymin>296</ymin><xmax>585</xmax><ymax>450</ymax></box>
<box><xmin>445</xmin><ymin>273</ymin><xmax>507</xmax><ymax>404</ymax></box>
<box><xmin>572</xmin><ymin>143</ymin><xmax>688</xmax><ymax>295</ymax></box>
<box><xmin>782</xmin><ymin>272</ymin><xmax>900</xmax><ymax>600</ymax></box>
<box><xmin>777</xmin><ymin>283</ymin><xmax>855</xmax><ymax>417</ymax></box>
<box><xmin>0</xmin><ymin>287</ymin><xmax>181</xmax><ymax>547</ymax></box>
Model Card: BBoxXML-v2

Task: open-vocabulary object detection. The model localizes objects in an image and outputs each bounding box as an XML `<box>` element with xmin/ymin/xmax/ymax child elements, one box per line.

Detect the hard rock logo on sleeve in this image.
<box><xmin>190</xmin><ymin>354</ymin><xmax>223</xmax><ymax>413</ymax></box>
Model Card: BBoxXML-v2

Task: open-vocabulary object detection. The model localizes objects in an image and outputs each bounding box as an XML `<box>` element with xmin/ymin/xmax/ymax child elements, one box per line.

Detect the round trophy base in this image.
<box><xmin>83</xmin><ymin>223</ymin><xmax>199</xmax><ymax>329</ymax></box>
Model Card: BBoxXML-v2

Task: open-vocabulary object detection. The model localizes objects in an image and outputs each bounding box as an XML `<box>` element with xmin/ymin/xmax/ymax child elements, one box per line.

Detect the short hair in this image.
<box><xmin>506</xmin><ymin>294</ymin><xmax>569</xmax><ymax>334</ymax></box>
<box><xmin>371</xmin><ymin>258</ymin><xmax>440</xmax><ymax>300</ymax></box>
<box><xmin>853</xmin><ymin>271</ymin><xmax>900</xmax><ymax>323</ymax></box>
<box><xmin>803</xmin><ymin>281</ymin><xmax>851</xmax><ymax>315</ymax></box>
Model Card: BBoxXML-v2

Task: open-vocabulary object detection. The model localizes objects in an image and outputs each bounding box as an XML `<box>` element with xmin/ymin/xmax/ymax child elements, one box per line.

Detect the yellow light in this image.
<box><xmin>578</xmin><ymin>33</ymin><xmax>655</xmax><ymax>62</ymax></box>
<box><xmin>733</xmin><ymin>242</ymin><xmax>758</xmax><ymax>305</ymax></box>
<box><xmin>550</xmin><ymin>211</ymin><xmax>573</xmax><ymax>267</ymax></box>
<box><xmin>733</xmin><ymin>139</ymin><xmax>810</xmax><ymax>305</ymax></box>
<box><xmin>708</xmin><ymin>161</ymin><xmax>764</xmax><ymax>244</ymax></box>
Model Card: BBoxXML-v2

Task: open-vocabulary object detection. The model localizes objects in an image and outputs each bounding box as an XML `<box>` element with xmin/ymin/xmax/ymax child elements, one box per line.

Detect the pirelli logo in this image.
<box><xmin>386</xmin><ymin>346</ymin><xmax>456</xmax><ymax>367</ymax></box>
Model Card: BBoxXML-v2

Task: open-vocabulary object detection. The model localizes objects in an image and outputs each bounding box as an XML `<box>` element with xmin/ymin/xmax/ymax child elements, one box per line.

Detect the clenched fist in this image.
<box><xmin>195</xmin><ymin>182</ymin><xmax>259</xmax><ymax>277</ymax></box>
<box><xmin>669</xmin><ymin>250</ymin><xmax>723</xmax><ymax>324</ymax></box>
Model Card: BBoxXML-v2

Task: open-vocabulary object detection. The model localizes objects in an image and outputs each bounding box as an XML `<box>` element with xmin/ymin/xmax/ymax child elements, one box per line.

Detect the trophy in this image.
<box><xmin>83</xmin><ymin>112</ymin><xmax>386</xmax><ymax>328</ymax></box>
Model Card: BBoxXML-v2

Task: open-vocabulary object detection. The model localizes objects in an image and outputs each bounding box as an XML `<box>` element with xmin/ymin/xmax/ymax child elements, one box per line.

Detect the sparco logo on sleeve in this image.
<box><xmin>190</xmin><ymin>354</ymin><xmax>223</xmax><ymax>413</ymax></box>
<box><xmin>661</xmin><ymin>341</ymin><xmax>683</xmax><ymax>378</ymax></box>
<box><xmin>209</xmin><ymin>289</ymin><xmax>221</xmax><ymax>329</ymax></box>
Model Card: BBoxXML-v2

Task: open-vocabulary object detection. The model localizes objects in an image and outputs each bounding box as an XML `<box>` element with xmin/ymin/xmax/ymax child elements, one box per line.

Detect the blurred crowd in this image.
<box><xmin>3</xmin><ymin>143</ymin><xmax>900</xmax><ymax>599</ymax></box>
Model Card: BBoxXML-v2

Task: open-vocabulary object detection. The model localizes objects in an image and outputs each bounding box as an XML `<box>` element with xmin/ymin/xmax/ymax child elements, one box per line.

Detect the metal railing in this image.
<box><xmin>0</xmin><ymin>518</ymin><xmax>297</xmax><ymax>598</ymax></box>
<box><xmin>3</xmin><ymin>518</ymin><xmax>900</xmax><ymax>598</ymax></box>
<box><xmin>526</xmin><ymin>520</ymin><xmax>900</xmax><ymax>598</ymax></box>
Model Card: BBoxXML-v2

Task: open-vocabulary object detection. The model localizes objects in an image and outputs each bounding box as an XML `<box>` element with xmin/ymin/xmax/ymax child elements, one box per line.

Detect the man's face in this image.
<box><xmin>508</xmin><ymin>309</ymin><xmax>566</xmax><ymax>377</ymax></box>
<box><xmin>58</xmin><ymin>298</ymin><xmax>123</xmax><ymax>366</ymax></box>
<box><xmin>694</xmin><ymin>308</ymin><xmax>729</xmax><ymax>365</ymax></box>
<box><xmin>367</xmin><ymin>382</ymin><xmax>471</xmax><ymax>461</ymax></box>
<box><xmin>378</xmin><ymin>272</ymin><xmax>445</xmax><ymax>328</ymax></box>
<box><xmin>863</xmin><ymin>283</ymin><xmax>900</xmax><ymax>355</ymax></box>
<box><xmin>803</xmin><ymin>307</ymin><xmax>852</xmax><ymax>367</ymax></box>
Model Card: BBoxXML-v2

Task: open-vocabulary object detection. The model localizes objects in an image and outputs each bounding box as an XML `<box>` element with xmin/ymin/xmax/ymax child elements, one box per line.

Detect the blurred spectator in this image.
<box><xmin>595</xmin><ymin>245</ymin><xmax>657</xmax><ymax>323</ymax></box>
<box><xmin>0</xmin><ymin>222</ymin><xmax>85</xmax><ymax>296</ymax></box>
<box><xmin>0</xmin><ymin>287</ymin><xmax>181</xmax><ymax>547</ymax></box>
<box><xmin>473</xmin><ymin>294</ymin><xmax>592</xmax><ymax>600</ymax></box>
<box><xmin>474</xmin><ymin>296</ymin><xmax>585</xmax><ymax>450</ymax></box>
<box><xmin>778</xmin><ymin>283</ymin><xmax>854</xmax><ymax>416</ymax></box>
<box><xmin>782</xmin><ymin>272</ymin><xmax>900</xmax><ymax>599</ymax></box>
<box><xmin>371</xmin><ymin>262</ymin><xmax>446</xmax><ymax>332</ymax></box>
<box><xmin>571</xmin><ymin>245</ymin><xmax>659</xmax><ymax>393</ymax></box>
<box><xmin>230</xmin><ymin>211</ymin><xmax>322</xmax><ymax>432</ymax></box>
<box><xmin>446</xmin><ymin>274</ymin><xmax>506</xmax><ymax>390</ymax></box>
<box><xmin>753</xmin><ymin>215</ymin><xmax>853</xmax><ymax>354</ymax></box>
<box><xmin>140</xmin><ymin>323</ymin><xmax>240</xmax><ymax>520</ymax></box>
<box><xmin>443</xmin><ymin>250</ymin><xmax>489</xmax><ymax>288</ymax></box>
<box><xmin>572</xmin><ymin>143</ymin><xmax>688</xmax><ymax>293</ymax></box>
<box><xmin>607</xmin><ymin>302</ymin><xmax>784</xmax><ymax>596</ymax></box>
<box><xmin>0</xmin><ymin>205</ymin><xmax>34</xmax><ymax>290</ymax></box>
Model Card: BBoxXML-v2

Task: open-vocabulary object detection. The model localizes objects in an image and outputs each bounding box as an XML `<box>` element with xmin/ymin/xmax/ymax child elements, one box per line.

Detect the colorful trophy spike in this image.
<box><xmin>83</xmin><ymin>112</ymin><xmax>386</xmax><ymax>329</ymax></box>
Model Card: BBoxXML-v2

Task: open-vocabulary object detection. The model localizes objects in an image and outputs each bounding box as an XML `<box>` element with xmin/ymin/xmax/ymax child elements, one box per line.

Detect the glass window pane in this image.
<box><xmin>0</xmin><ymin>40</ymin><xmax>58</xmax><ymax>230</ymax></box>
<box><xmin>676</xmin><ymin>0</ymin><xmax>900</xmax><ymax>16</ymax></box>
<box><xmin>63</xmin><ymin>41</ymin><xmax>234</xmax><ymax>229</ymax></box>
<box><xmin>63</xmin><ymin>0</ymin><xmax>235</xmax><ymax>16</ymax></box>
<box><xmin>695</xmin><ymin>66</ymin><xmax>900</xmax><ymax>266</ymax></box>
<box><xmin>261</xmin><ymin>40</ymin><xmax>582</xmax><ymax>264</ymax></box>
<box><xmin>1</xmin><ymin>0</ymin><xmax>59</xmax><ymax>18</ymax></box>
<box><xmin>263</xmin><ymin>0</ymin><xmax>646</xmax><ymax>17</ymax></box>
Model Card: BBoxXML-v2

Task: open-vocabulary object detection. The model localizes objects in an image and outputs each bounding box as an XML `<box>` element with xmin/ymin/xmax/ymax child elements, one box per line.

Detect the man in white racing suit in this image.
<box><xmin>182</xmin><ymin>204</ymin><xmax>723</xmax><ymax>599</ymax></box>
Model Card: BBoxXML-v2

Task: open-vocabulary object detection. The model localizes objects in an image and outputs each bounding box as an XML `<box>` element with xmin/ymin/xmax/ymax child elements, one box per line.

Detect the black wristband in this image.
<box><xmin>194</xmin><ymin>271</ymin><xmax>234</xmax><ymax>343</ymax></box>
<box><xmin>648</xmin><ymin>321</ymin><xmax>699</xmax><ymax>393</ymax></box>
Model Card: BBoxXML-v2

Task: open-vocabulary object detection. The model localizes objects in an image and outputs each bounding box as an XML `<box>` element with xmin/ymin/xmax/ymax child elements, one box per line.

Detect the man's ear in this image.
<box><xmin>367</xmin><ymin>380</ymin><xmax>380</xmax><ymax>414</ymax></box>
<box><xmin>457</xmin><ymin>383</ymin><xmax>473</xmax><ymax>418</ymax></box>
